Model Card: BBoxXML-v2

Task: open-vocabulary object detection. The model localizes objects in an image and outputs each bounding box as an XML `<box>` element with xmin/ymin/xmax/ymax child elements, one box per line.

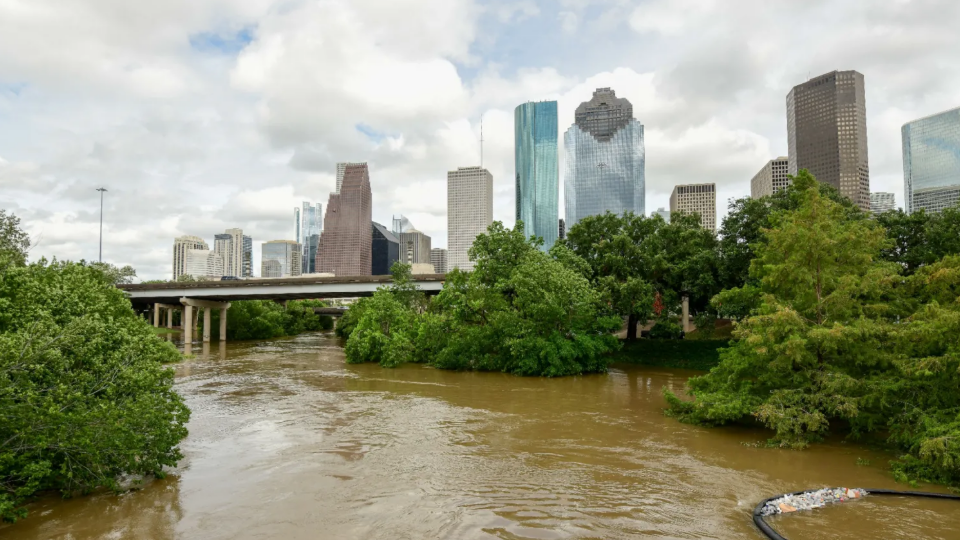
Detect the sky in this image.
<box><xmin>1</xmin><ymin>0</ymin><xmax>958</xmax><ymax>280</ymax></box>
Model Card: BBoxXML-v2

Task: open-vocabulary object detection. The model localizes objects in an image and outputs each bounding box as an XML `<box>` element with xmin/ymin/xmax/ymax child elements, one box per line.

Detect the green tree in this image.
<box><xmin>926</xmin><ymin>204</ymin><xmax>960</xmax><ymax>262</ymax></box>
<box><xmin>717</xmin><ymin>170</ymin><xmax>861</xmax><ymax>290</ymax></box>
<box><xmin>666</xmin><ymin>173</ymin><xmax>897</xmax><ymax>447</ymax></box>
<box><xmin>344</xmin><ymin>263</ymin><xmax>423</xmax><ymax>367</ymax></box>
<box><xmin>0</xmin><ymin>210</ymin><xmax>30</xmax><ymax>269</ymax></box>
<box><xmin>0</xmin><ymin>260</ymin><xmax>189</xmax><ymax>520</ymax></box>
<box><xmin>88</xmin><ymin>261</ymin><xmax>138</xmax><ymax>285</ymax></box>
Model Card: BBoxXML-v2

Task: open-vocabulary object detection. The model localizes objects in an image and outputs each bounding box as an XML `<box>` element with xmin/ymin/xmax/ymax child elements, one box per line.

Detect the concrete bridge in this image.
<box><xmin>119</xmin><ymin>274</ymin><xmax>444</xmax><ymax>343</ymax></box>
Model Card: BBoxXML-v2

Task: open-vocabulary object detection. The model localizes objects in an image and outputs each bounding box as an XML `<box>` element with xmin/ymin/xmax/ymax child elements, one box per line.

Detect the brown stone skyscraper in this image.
<box><xmin>787</xmin><ymin>70</ymin><xmax>870</xmax><ymax>211</ymax></box>
<box><xmin>317</xmin><ymin>163</ymin><xmax>372</xmax><ymax>276</ymax></box>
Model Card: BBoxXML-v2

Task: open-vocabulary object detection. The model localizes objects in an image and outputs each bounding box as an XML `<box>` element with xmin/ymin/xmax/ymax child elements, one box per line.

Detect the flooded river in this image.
<box><xmin>3</xmin><ymin>331</ymin><xmax>959</xmax><ymax>539</ymax></box>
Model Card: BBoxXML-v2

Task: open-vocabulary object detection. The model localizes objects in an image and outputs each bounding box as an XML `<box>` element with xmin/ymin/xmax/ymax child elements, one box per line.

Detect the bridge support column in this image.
<box><xmin>180</xmin><ymin>298</ymin><xmax>232</xmax><ymax>342</ymax></box>
<box><xmin>183</xmin><ymin>305</ymin><xmax>193</xmax><ymax>344</ymax></box>
<box><xmin>153</xmin><ymin>304</ymin><xmax>161</xmax><ymax>327</ymax></box>
<box><xmin>167</xmin><ymin>308</ymin><xmax>173</xmax><ymax>329</ymax></box>
<box><xmin>682</xmin><ymin>296</ymin><xmax>691</xmax><ymax>334</ymax></box>
<box><xmin>203</xmin><ymin>308</ymin><xmax>212</xmax><ymax>342</ymax></box>
<box><xmin>219</xmin><ymin>308</ymin><xmax>228</xmax><ymax>341</ymax></box>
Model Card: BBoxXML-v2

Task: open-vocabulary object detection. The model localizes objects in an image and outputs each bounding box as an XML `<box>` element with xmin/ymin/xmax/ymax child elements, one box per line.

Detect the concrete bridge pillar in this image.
<box><xmin>153</xmin><ymin>304</ymin><xmax>161</xmax><ymax>328</ymax></box>
<box><xmin>180</xmin><ymin>298</ymin><xmax>232</xmax><ymax>343</ymax></box>
<box><xmin>183</xmin><ymin>304</ymin><xmax>194</xmax><ymax>343</ymax></box>
<box><xmin>682</xmin><ymin>296</ymin><xmax>692</xmax><ymax>334</ymax></box>
<box><xmin>167</xmin><ymin>308</ymin><xmax>174</xmax><ymax>329</ymax></box>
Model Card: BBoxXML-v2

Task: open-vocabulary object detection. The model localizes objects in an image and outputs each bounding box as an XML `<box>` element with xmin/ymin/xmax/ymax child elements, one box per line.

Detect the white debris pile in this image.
<box><xmin>760</xmin><ymin>488</ymin><xmax>868</xmax><ymax>516</ymax></box>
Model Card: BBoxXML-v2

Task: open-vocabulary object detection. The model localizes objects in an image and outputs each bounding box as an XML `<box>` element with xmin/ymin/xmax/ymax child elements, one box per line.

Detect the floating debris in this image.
<box><xmin>760</xmin><ymin>488</ymin><xmax>868</xmax><ymax>516</ymax></box>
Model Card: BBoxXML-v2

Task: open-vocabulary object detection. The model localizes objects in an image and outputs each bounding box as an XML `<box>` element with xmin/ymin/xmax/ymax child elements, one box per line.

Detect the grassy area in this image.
<box><xmin>149</xmin><ymin>326</ymin><xmax>182</xmax><ymax>335</ymax></box>
<box><xmin>608</xmin><ymin>338</ymin><xmax>729</xmax><ymax>371</ymax></box>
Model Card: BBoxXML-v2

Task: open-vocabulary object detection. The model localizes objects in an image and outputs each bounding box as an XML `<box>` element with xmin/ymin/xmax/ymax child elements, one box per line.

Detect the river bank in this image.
<box><xmin>2</xmin><ymin>331</ymin><xmax>957</xmax><ymax>539</ymax></box>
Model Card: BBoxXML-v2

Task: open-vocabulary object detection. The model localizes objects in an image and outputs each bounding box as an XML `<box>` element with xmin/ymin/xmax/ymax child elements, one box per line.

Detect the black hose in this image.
<box><xmin>752</xmin><ymin>488</ymin><xmax>960</xmax><ymax>540</ymax></box>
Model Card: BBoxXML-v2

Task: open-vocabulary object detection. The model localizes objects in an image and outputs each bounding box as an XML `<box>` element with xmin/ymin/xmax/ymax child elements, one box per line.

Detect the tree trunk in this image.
<box><xmin>626</xmin><ymin>314</ymin><xmax>638</xmax><ymax>341</ymax></box>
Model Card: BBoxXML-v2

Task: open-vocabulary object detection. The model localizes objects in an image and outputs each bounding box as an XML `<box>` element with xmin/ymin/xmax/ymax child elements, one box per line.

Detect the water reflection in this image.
<box><xmin>2</xmin><ymin>332</ymin><xmax>956</xmax><ymax>540</ymax></box>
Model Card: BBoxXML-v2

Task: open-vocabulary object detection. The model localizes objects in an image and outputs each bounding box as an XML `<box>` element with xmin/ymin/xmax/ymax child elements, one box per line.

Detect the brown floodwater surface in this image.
<box><xmin>3</xmin><ymin>332</ymin><xmax>958</xmax><ymax>539</ymax></box>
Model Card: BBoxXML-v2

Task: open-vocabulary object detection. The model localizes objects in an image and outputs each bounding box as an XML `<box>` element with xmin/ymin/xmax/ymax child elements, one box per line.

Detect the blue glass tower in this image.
<box><xmin>515</xmin><ymin>101</ymin><xmax>559</xmax><ymax>250</ymax></box>
<box><xmin>564</xmin><ymin>88</ymin><xmax>645</xmax><ymax>229</ymax></box>
<box><xmin>902</xmin><ymin>106</ymin><xmax>960</xmax><ymax>214</ymax></box>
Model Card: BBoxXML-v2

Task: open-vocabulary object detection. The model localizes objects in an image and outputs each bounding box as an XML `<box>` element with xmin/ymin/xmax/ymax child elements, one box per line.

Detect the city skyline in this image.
<box><xmin>4</xmin><ymin>2</ymin><xmax>959</xmax><ymax>280</ymax></box>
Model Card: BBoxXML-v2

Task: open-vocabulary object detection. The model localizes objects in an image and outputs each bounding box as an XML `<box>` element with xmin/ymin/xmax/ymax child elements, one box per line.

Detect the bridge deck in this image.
<box><xmin>119</xmin><ymin>274</ymin><xmax>445</xmax><ymax>304</ymax></box>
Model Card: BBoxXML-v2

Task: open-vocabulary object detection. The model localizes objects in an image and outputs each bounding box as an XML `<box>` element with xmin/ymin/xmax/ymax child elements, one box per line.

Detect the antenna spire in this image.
<box><xmin>480</xmin><ymin>113</ymin><xmax>484</xmax><ymax>169</ymax></box>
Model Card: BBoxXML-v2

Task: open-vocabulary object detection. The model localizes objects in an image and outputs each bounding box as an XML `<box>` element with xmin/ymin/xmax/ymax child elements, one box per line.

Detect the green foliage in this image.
<box><xmin>876</xmin><ymin>205</ymin><xmax>960</xmax><ymax>275</ymax></box>
<box><xmin>342</xmin><ymin>223</ymin><xmax>622</xmax><ymax>376</ymax></box>
<box><xmin>610</xmin><ymin>339</ymin><xmax>727</xmax><ymax>371</ymax></box>
<box><xmin>88</xmin><ymin>262</ymin><xmax>138</xmax><ymax>285</ymax></box>
<box><xmin>0</xmin><ymin>259</ymin><xmax>189</xmax><ymax>520</ymax></box>
<box><xmin>648</xmin><ymin>319</ymin><xmax>683</xmax><ymax>340</ymax></box>
<box><xmin>208</xmin><ymin>299</ymin><xmax>330</xmax><ymax>340</ymax></box>
<box><xmin>0</xmin><ymin>210</ymin><xmax>30</xmax><ymax>270</ymax></box>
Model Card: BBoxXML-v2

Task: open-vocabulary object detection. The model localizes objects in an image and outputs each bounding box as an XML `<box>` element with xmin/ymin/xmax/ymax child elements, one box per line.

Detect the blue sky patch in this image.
<box><xmin>189</xmin><ymin>26</ymin><xmax>255</xmax><ymax>55</ymax></box>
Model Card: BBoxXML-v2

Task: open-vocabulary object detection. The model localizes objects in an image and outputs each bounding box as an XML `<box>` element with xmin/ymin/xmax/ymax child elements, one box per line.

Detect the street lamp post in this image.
<box><xmin>96</xmin><ymin>187</ymin><xmax>107</xmax><ymax>262</ymax></box>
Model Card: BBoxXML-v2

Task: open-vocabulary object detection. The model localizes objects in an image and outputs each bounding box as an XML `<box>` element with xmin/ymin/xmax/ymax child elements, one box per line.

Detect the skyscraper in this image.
<box><xmin>564</xmin><ymin>88</ymin><xmax>645</xmax><ymax>229</ymax></box>
<box><xmin>787</xmin><ymin>70</ymin><xmax>870</xmax><ymax>211</ymax></box>
<box><xmin>293</xmin><ymin>207</ymin><xmax>300</xmax><ymax>244</ymax></box>
<box><xmin>447</xmin><ymin>166</ymin><xmax>493</xmax><ymax>271</ymax></box>
<box><xmin>392</xmin><ymin>216</ymin><xmax>431</xmax><ymax>265</ymax></box>
<box><xmin>902</xmin><ymin>106</ymin><xmax>960</xmax><ymax>214</ymax></box>
<box><xmin>185</xmin><ymin>248</ymin><xmax>224</xmax><ymax>279</ymax></box>
<box><xmin>336</xmin><ymin>162</ymin><xmax>367</xmax><ymax>194</ymax></box>
<box><xmin>242</xmin><ymin>235</ymin><xmax>253</xmax><ymax>278</ymax></box>
<box><xmin>318</xmin><ymin>163</ymin><xmax>372</xmax><ymax>276</ymax></box>
<box><xmin>750</xmin><ymin>157</ymin><xmax>791</xmax><ymax>198</ymax></box>
<box><xmin>430</xmin><ymin>248</ymin><xmax>447</xmax><ymax>274</ymax></box>
<box><xmin>372</xmin><ymin>222</ymin><xmax>400</xmax><ymax>275</ymax></box>
<box><xmin>670</xmin><ymin>183</ymin><xmax>717</xmax><ymax>231</ymax></box>
<box><xmin>558</xmin><ymin>219</ymin><xmax>565</xmax><ymax>240</ymax></box>
<box><xmin>300</xmin><ymin>202</ymin><xmax>322</xmax><ymax>273</ymax></box>
<box><xmin>261</xmin><ymin>240</ymin><xmax>302</xmax><ymax>278</ymax></box>
<box><xmin>173</xmin><ymin>235</ymin><xmax>208</xmax><ymax>280</ymax></box>
<box><xmin>651</xmin><ymin>208</ymin><xmax>671</xmax><ymax>223</ymax></box>
<box><xmin>515</xmin><ymin>101</ymin><xmax>559</xmax><ymax>250</ymax></box>
<box><xmin>214</xmin><ymin>228</ymin><xmax>245</xmax><ymax>277</ymax></box>
<box><xmin>870</xmin><ymin>192</ymin><xmax>896</xmax><ymax>214</ymax></box>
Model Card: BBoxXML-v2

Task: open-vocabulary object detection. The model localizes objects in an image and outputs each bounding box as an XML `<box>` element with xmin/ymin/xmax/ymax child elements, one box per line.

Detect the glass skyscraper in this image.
<box><xmin>902</xmin><ymin>106</ymin><xmax>960</xmax><ymax>214</ymax></box>
<box><xmin>515</xmin><ymin>101</ymin><xmax>559</xmax><ymax>250</ymax></box>
<box><xmin>300</xmin><ymin>202</ymin><xmax>322</xmax><ymax>273</ymax></box>
<box><xmin>563</xmin><ymin>88</ymin><xmax>645</xmax><ymax>229</ymax></box>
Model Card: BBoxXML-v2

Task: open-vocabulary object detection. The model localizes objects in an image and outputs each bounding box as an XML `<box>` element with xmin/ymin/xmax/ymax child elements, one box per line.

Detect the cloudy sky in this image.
<box><xmin>1</xmin><ymin>0</ymin><xmax>958</xmax><ymax>279</ymax></box>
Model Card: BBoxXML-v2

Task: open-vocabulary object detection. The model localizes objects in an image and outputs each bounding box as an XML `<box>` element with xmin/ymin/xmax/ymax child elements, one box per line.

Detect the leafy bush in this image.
<box><xmin>204</xmin><ymin>299</ymin><xmax>331</xmax><ymax>340</ymax></box>
<box><xmin>648</xmin><ymin>319</ymin><xmax>683</xmax><ymax>340</ymax></box>
<box><xmin>0</xmin><ymin>259</ymin><xmax>189</xmax><ymax>520</ymax></box>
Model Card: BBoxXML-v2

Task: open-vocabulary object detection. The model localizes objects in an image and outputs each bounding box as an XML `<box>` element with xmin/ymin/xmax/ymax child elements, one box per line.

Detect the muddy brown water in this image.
<box><xmin>3</xmin><ymin>332</ymin><xmax>958</xmax><ymax>539</ymax></box>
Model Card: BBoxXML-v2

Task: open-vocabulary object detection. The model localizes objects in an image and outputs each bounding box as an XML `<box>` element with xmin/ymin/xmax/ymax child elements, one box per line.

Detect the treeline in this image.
<box><xmin>206</xmin><ymin>299</ymin><xmax>333</xmax><ymax>340</ymax></box>
<box><xmin>0</xmin><ymin>210</ymin><xmax>189</xmax><ymax>520</ymax></box>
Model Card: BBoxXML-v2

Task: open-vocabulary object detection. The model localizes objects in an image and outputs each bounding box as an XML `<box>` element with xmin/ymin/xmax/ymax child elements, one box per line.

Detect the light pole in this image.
<box><xmin>96</xmin><ymin>187</ymin><xmax>107</xmax><ymax>262</ymax></box>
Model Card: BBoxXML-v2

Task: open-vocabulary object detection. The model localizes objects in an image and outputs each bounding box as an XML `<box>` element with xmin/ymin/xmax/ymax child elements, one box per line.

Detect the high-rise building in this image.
<box><xmin>558</xmin><ymin>218</ymin><xmax>565</xmax><ymax>240</ymax></box>
<box><xmin>299</xmin><ymin>202</ymin><xmax>323</xmax><ymax>273</ymax></box>
<box><xmin>515</xmin><ymin>101</ymin><xmax>559</xmax><ymax>250</ymax></box>
<box><xmin>172</xmin><ymin>235</ymin><xmax>208</xmax><ymax>280</ymax></box>
<box><xmin>564</xmin><ymin>88</ymin><xmax>645</xmax><ymax>229</ymax></box>
<box><xmin>214</xmin><ymin>228</ymin><xmax>245</xmax><ymax>277</ymax></box>
<box><xmin>242</xmin><ymin>235</ymin><xmax>253</xmax><ymax>277</ymax></box>
<box><xmin>651</xmin><ymin>207</ymin><xmax>671</xmax><ymax>223</ymax></box>
<box><xmin>372</xmin><ymin>222</ymin><xmax>400</xmax><ymax>275</ymax></box>
<box><xmin>670</xmin><ymin>183</ymin><xmax>717</xmax><ymax>231</ymax></box>
<box><xmin>390</xmin><ymin>215</ymin><xmax>431</xmax><ymax>264</ymax></box>
<box><xmin>447</xmin><ymin>166</ymin><xmax>493</xmax><ymax>271</ymax></box>
<box><xmin>261</xmin><ymin>240</ymin><xmax>302</xmax><ymax>278</ymax></box>
<box><xmin>870</xmin><ymin>192</ymin><xmax>896</xmax><ymax>214</ymax></box>
<box><xmin>787</xmin><ymin>70</ymin><xmax>870</xmax><ymax>211</ymax></box>
<box><xmin>430</xmin><ymin>248</ymin><xmax>447</xmax><ymax>274</ymax></box>
<box><xmin>318</xmin><ymin>163</ymin><xmax>372</xmax><ymax>276</ymax></box>
<box><xmin>750</xmin><ymin>157</ymin><xmax>791</xmax><ymax>198</ymax></box>
<box><xmin>336</xmin><ymin>162</ymin><xmax>367</xmax><ymax>194</ymax></box>
<box><xmin>184</xmin><ymin>248</ymin><xmax>224</xmax><ymax>279</ymax></box>
<box><xmin>293</xmin><ymin>207</ymin><xmax>300</xmax><ymax>244</ymax></box>
<box><xmin>902</xmin><ymin>106</ymin><xmax>960</xmax><ymax>214</ymax></box>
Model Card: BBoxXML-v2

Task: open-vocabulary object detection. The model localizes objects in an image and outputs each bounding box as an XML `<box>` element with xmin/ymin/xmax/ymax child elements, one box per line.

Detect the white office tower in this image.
<box><xmin>184</xmin><ymin>248</ymin><xmax>225</xmax><ymax>279</ymax></box>
<box><xmin>750</xmin><ymin>157</ymin><xmax>791</xmax><ymax>198</ymax></box>
<box><xmin>447</xmin><ymin>166</ymin><xmax>493</xmax><ymax>271</ymax></box>
<box><xmin>261</xmin><ymin>240</ymin><xmax>303</xmax><ymax>278</ymax></box>
<box><xmin>870</xmin><ymin>192</ymin><xmax>896</xmax><ymax>214</ymax></box>
<box><xmin>670</xmin><ymin>183</ymin><xmax>717</xmax><ymax>231</ymax></box>
<box><xmin>173</xmin><ymin>235</ymin><xmax>208</xmax><ymax>280</ymax></box>
<box><xmin>430</xmin><ymin>248</ymin><xmax>448</xmax><ymax>274</ymax></box>
<box><xmin>336</xmin><ymin>162</ymin><xmax>367</xmax><ymax>194</ymax></box>
<box><xmin>214</xmin><ymin>228</ymin><xmax>245</xmax><ymax>277</ymax></box>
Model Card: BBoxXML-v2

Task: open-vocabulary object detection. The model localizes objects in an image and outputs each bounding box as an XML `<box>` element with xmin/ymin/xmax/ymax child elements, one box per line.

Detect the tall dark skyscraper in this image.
<box><xmin>515</xmin><ymin>101</ymin><xmax>559</xmax><ymax>250</ymax></box>
<box><xmin>787</xmin><ymin>70</ymin><xmax>870</xmax><ymax>211</ymax></box>
<box><xmin>371</xmin><ymin>222</ymin><xmax>399</xmax><ymax>275</ymax></box>
<box><xmin>318</xmin><ymin>163</ymin><xmax>372</xmax><ymax>276</ymax></box>
<box><xmin>564</xmin><ymin>88</ymin><xmax>645</xmax><ymax>229</ymax></box>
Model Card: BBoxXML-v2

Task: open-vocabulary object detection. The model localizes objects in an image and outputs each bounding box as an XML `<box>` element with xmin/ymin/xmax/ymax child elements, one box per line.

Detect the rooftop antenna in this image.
<box><xmin>480</xmin><ymin>113</ymin><xmax>484</xmax><ymax>169</ymax></box>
